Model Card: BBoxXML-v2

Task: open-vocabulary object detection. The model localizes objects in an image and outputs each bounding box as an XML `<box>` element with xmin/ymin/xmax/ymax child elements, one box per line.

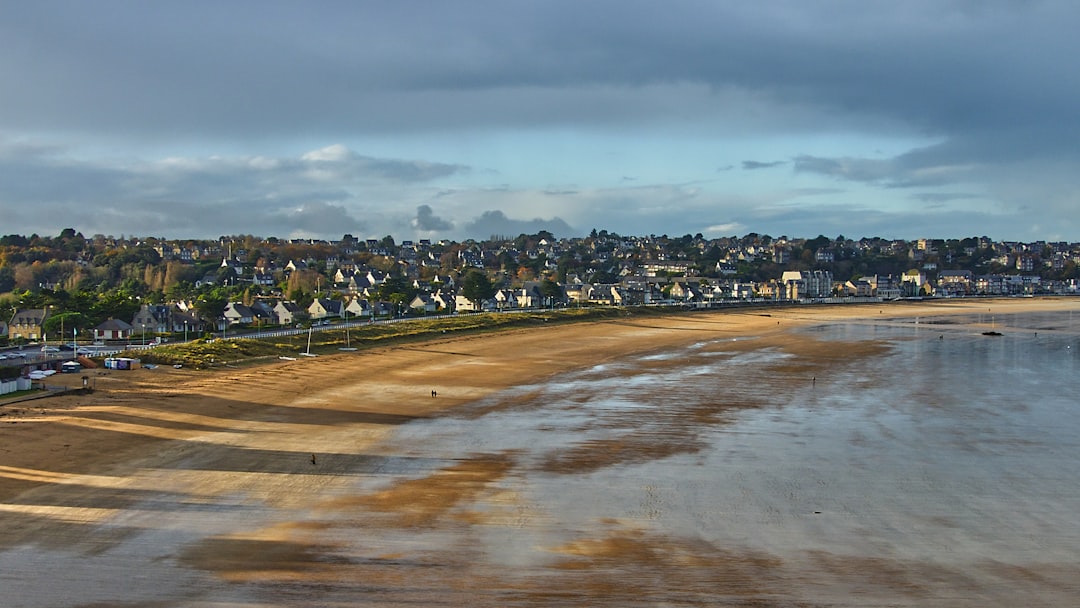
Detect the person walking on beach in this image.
<box><xmin>431</xmin><ymin>389</ymin><xmax>437</xmax><ymax>397</ymax></box>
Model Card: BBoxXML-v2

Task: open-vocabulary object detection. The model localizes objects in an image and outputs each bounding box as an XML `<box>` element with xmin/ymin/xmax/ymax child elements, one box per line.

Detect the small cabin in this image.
<box><xmin>103</xmin><ymin>357</ymin><xmax>141</xmax><ymax>370</ymax></box>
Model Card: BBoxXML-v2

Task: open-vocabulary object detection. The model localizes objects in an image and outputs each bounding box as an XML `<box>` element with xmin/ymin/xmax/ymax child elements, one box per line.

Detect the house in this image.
<box><xmin>716</xmin><ymin>262</ymin><xmax>738</xmax><ymax>276</ymax></box>
<box><xmin>252</xmin><ymin>272</ymin><xmax>276</xmax><ymax>287</ymax></box>
<box><xmin>494</xmin><ymin>288</ymin><xmax>518</xmax><ymax>308</ymax></box>
<box><xmin>592</xmin><ymin>284</ymin><xmax>625</xmax><ymax>305</ymax></box>
<box><xmin>333</xmin><ymin>267</ymin><xmax>354</xmax><ymax>284</ymax></box>
<box><xmin>431</xmin><ymin>290</ymin><xmax>455</xmax><ymax>312</ymax></box>
<box><xmin>8</xmin><ymin>308</ymin><xmax>48</xmax><ymax>340</ymax></box>
<box><xmin>308</xmin><ymin>298</ymin><xmax>343</xmax><ymax>320</ymax></box>
<box><xmin>365</xmin><ymin>269</ymin><xmax>386</xmax><ymax>286</ymax></box>
<box><xmin>132</xmin><ymin>304</ymin><xmax>167</xmax><ymax>334</ymax></box>
<box><xmin>862</xmin><ymin>274</ymin><xmax>903</xmax><ymax>300</ymax></box>
<box><xmin>938</xmin><ymin>270</ymin><xmax>974</xmax><ymax>296</ymax></box>
<box><xmin>131</xmin><ymin>304</ymin><xmax>203</xmax><ymax>335</ymax></box>
<box><xmin>781</xmin><ymin>270</ymin><xmax>833</xmax><ymax>299</ymax></box>
<box><xmin>370</xmin><ymin>300</ymin><xmax>395</xmax><ymax>316</ymax></box>
<box><xmin>223</xmin><ymin>302</ymin><xmax>255</xmax><ymax>326</ymax></box>
<box><xmin>273</xmin><ymin>301</ymin><xmax>303</xmax><ymax>326</ymax></box>
<box><xmin>516</xmin><ymin>281</ymin><xmax>548</xmax><ymax>308</ymax></box>
<box><xmin>669</xmin><ymin>281</ymin><xmax>703</xmax><ymax>302</ymax></box>
<box><xmin>901</xmin><ymin>269</ymin><xmax>931</xmax><ymax>297</ymax></box>
<box><xmin>250</xmin><ymin>301</ymin><xmax>276</xmax><ymax>324</ymax></box>
<box><xmin>94</xmin><ymin>318</ymin><xmax>134</xmax><ymax>342</ymax></box>
<box><xmin>346</xmin><ymin>274</ymin><xmax>372</xmax><ymax>293</ymax></box>
<box><xmin>454</xmin><ymin>294</ymin><xmax>497</xmax><ymax>312</ymax></box>
<box><xmin>343</xmin><ymin>297</ymin><xmax>371</xmax><ymax>318</ymax></box>
<box><xmin>408</xmin><ymin>294</ymin><xmax>437</xmax><ymax>313</ymax></box>
<box><xmin>840</xmin><ymin>279</ymin><xmax>874</xmax><ymax>298</ymax></box>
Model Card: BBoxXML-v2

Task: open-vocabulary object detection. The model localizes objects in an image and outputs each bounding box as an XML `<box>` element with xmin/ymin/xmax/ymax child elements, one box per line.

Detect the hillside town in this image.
<box><xmin>2</xmin><ymin>229</ymin><xmax>1079</xmax><ymax>345</ymax></box>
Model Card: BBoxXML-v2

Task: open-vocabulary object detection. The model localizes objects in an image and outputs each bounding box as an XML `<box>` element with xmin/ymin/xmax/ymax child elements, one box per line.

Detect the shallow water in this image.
<box><xmin>366</xmin><ymin>310</ymin><xmax>1080</xmax><ymax>605</ymax></box>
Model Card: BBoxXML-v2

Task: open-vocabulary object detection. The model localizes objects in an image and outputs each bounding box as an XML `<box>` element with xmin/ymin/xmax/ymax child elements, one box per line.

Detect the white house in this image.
<box><xmin>93</xmin><ymin>318</ymin><xmax>134</xmax><ymax>341</ymax></box>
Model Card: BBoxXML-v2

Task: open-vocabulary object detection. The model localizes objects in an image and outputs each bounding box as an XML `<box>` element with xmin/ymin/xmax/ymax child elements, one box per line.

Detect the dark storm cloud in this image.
<box><xmin>4</xmin><ymin>2</ymin><xmax>1077</xmax><ymax>142</ymax></box>
<box><xmin>411</xmin><ymin>205</ymin><xmax>454</xmax><ymax>231</ymax></box>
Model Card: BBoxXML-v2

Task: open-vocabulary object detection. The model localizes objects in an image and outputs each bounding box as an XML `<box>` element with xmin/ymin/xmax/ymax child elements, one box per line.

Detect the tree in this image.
<box><xmin>540</xmin><ymin>279</ymin><xmax>563</xmax><ymax>305</ymax></box>
<box><xmin>42</xmin><ymin>311</ymin><xmax>86</xmax><ymax>340</ymax></box>
<box><xmin>461</xmin><ymin>269</ymin><xmax>495</xmax><ymax>309</ymax></box>
<box><xmin>194</xmin><ymin>291</ymin><xmax>228</xmax><ymax>325</ymax></box>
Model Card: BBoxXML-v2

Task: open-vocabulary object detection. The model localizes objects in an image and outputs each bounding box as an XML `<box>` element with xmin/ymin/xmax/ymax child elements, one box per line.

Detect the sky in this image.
<box><xmin>1</xmin><ymin>1</ymin><xmax>1078</xmax><ymax>243</ymax></box>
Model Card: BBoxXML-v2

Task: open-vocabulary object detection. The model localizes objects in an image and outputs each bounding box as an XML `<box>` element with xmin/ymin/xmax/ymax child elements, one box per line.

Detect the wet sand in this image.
<box><xmin>1</xmin><ymin>298</ymin><xmax>1078</xmax><ymax>606</ymax></box>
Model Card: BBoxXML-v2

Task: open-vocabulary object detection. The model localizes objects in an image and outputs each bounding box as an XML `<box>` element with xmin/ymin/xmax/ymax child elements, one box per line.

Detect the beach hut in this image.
<box><xmin>103</xmin><ymin>357</ymin><xmax>141</xmax><ymax>370</ymax></box>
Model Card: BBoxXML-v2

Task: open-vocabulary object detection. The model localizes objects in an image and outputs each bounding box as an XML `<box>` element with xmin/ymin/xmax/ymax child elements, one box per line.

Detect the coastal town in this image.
<box><xmin>2</xmin><ymin>229</ymin><xmax>1079</xmax><ymax>349</ymax></box>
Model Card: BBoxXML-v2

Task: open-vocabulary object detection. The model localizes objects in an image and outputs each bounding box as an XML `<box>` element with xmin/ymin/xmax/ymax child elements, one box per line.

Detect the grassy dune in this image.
<box><xmin>124</xmin><ymin>307</ymin><xmax>670</xmax><ymax>369</ymax></box>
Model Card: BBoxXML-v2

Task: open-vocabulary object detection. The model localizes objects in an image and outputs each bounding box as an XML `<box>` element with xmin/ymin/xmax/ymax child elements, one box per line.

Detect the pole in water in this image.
<box><xmin>311</xmin><ymin>454</ymin><xmax>317</xmax><ymax>465</ymax></box>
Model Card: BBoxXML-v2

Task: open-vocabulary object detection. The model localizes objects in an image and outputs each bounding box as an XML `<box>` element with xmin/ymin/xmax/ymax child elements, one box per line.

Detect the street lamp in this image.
<box><xmin>184</xmin><ymin>320</ymin><xmax>188</xmax><ymax>343</ymax></box>
<box><xmin>141</xmin><ymin>323</ymin><xmax>146</xmax><ymax>346</ymax></box>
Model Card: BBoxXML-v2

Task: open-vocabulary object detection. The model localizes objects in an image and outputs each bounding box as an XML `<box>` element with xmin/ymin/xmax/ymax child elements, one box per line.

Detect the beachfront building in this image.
<box><xmin>308</xmin><ymin>298</ymin><xmax>343</xmax><ymax>320</ymax></box>
<box><xmin>407</xmin><ymin>294</ymin><xmax>437</xmax><ymax>313</ymax></box>
<box><xmin>8</xmin><ymin>308</ymin><xmax>48</xmax><ymax>341</ymax></box>
<box><xmin>343</xmin><ymin>296</ymin><xmax>371</xmax><ymax>318</ymax></box>
<box><xmin>223</xmin><ymin>302</ymin><xmax>255</xmax><ymax>326</ymax></box>
<box><xmin>902</xmin><ymin>269</ymin><xmax>933</xmax><ymax>297</ymax></box>
<box><xmin>131</xmin><ymin>303</ymin><xmax>203</xmax><ymax>335</ymax></box>
<box><xmin>93</xmin><ymin>318</ymin><xmax>134</xmax><ymax>342</ymax></box>
<box><xmin>937</xmin><ymin>270</ymin><xmax>974</xmax><ymax>297</ymax></box>
<box><xmin>781</xmin><ymin>270</ymin><xmax>833</xmax><ymax>300</ymax></box>
<box><xmin>273</xmin><ymin>301</ymin><xmax>303</xmax><ymax>326</ymax></box>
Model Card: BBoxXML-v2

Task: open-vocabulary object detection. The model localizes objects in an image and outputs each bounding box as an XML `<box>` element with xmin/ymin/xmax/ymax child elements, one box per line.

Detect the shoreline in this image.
<box><xmin>1</xmin><ymin>296</ymin><xmax>1078</xmax><ymax>605</ymax></box>
<box><xmin>3</xmin><ymin>297</ymin><xmax>1075</xmax><ymax>496</ymax></box>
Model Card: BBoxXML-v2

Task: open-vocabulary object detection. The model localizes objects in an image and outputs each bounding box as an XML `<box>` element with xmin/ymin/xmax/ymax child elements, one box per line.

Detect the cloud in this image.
<box><xmin>297</xmin><ymin>144</ymin><xmax>466</xmax><ymax>183</ymax></box>
<box><xmin>411</xmin><ymin>204</ymin><xmax>454</xmax><ymax>231</ymax></box>
<box><xmin>462</xmin><ymin>210</ymin><xmax>575</xmax><ymax>240</ymax></box>
<box><xmin>911</xmin><ymin>192</ymin><xmax>980</xmax><ymax>203</ymax></box>
<box><xmin>705</xmin><ymin>222</ymin><xmax>746</xmax><ymax>235</ymax></box>
<box><xmin>1</xmin><ymin>3</ymin><xmax>1078</xmax><ymax>241</ymax></box>
<box><xmin>0</xmin><ymin>141</ymin><xmax>461</xmax><ymax>238</ymax></box>
<box><xmin>266</xmin><ymin>202</ymin><xmax>363</xmax><ymax>238</ymax></box>
<box><xmin>741</xmin><ymin>160</ymin><xmax>786</xmax><ymax>170</ymax></box>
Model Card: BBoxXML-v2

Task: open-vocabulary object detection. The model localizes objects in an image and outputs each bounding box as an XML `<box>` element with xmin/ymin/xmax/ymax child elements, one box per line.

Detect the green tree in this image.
<box><xmin>540</xmin><ymin>279</ymin><xmax>563</xmax><ymax>305</ymax></box>
<box><xmin>42</xmin><ymin>311</ymin><xmax>86</xmax><ymax>340</ymax></box>
<box><xmin>377</xmin><ymin>273</ymin><xmax>416</xmax><ymax>304</ymax></box>
<box><xmin>194</xmin><ymin>290</ymin><xmax>229</xmax><ymax>324</ymax></box>
<box><xmin>461</xmin><ymin>269</ymin><xmax>496</xmax><ymax>309</ymax></box>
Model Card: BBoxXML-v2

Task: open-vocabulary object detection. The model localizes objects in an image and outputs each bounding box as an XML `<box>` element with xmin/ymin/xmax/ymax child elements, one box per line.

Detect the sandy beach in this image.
<box><xmin>2</xmin><ymin>297</ymin><xmax>1078</xmax><ymax>606</ymax></box>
